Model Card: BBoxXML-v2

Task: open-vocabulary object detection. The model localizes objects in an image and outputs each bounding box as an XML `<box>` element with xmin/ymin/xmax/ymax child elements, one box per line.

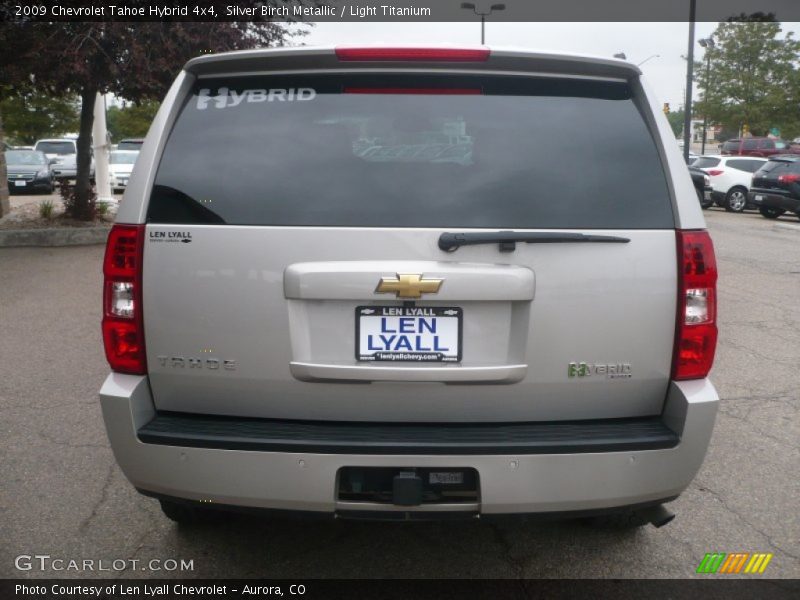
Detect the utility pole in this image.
<box><xmin>682</xmin><ymin>0</ymin><xmax>696</xmax><ymax>163</ymax></box>
<box><xmin>699</xmin><ymin>37</ymin><xmax>715</xmax><ymax>156</ymax></box>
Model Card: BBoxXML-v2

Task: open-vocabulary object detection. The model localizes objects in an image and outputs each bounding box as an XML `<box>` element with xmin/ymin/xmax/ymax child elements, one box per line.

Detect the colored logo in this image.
<box><xmin>696</xmin><ymin>552</ymin><xmax>773</xmax><ymax>574</ymax></box>
<box><xmin>567</xmin><ymin>361</ymin><xmax>632</xmax><ymax>379</ymax></box>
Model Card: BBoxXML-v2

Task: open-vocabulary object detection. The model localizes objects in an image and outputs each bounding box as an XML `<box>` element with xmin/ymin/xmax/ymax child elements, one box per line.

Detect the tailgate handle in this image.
<box><xmin>438</xmin><ymin>231</ymin><xmax>631</xmax><ymax>252</ymax></box>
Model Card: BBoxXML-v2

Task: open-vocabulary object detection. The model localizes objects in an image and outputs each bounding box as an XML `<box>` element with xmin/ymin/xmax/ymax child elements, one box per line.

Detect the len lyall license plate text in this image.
<box><xmin>357</xmin><ymin>306</ymin><xmax>462</xmax><ymax>362</ymax></box>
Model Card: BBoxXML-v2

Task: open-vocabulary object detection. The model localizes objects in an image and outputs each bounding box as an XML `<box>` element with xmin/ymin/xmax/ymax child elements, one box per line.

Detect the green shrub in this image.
<box><xmin>60</xmin><ymin>182</ymin><xmax>97</xmax><ymax>221</ymax></box>
<box><xmin>39</xmin><ymin>199</ymin><xmax>54</xmax><ymax>219</ymax></box>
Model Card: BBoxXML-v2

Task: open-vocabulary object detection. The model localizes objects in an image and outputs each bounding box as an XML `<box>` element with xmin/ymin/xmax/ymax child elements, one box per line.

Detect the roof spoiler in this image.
<box><xmin>184</xmin><ymin>46</ymin><xmax>641</xmax><ymax>81</ymax></box>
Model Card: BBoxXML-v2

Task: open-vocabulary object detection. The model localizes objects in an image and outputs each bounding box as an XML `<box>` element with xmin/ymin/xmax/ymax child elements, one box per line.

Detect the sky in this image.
<box><xmin>297</xmin><ymin>21</ymin><xmax>799</xmax><ymax>109</ymax></box>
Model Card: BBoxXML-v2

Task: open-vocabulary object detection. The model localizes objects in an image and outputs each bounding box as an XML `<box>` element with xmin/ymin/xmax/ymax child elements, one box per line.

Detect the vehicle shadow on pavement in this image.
<box><xmin>159</xmin><ymin>510</ymin><xmax>643</xmax><ymax>579</ymax></box>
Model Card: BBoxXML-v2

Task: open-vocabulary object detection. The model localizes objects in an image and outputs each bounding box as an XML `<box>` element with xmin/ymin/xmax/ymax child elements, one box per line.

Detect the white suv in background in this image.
<box><xmin>693</xmin><ymin>155</ymin><xmax>768</xmax><ymax>212</ymax></box>
<box><xmin>33</xmin><ymin>137</ymin><xmax>96</xmax><ymax>182</ymax></box>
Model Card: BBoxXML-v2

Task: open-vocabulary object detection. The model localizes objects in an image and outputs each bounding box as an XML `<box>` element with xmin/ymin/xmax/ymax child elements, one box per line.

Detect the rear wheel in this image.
<box><xmin>159</xmin><ymin>499</ymin><xmax>213</xmax><ymax>525</ymax></box>
<box><xmin>697</xmin><ymin>188</ymin><xmax>713</xmax><ymax>209</ymax></box>
<box><xmin>583</xmin><ymin>511</ymin><xmax>651</xmax><ymax>529</ymax></box>
<box><xmin>759</xmin><ymin>206</ymin><xmax>785</xmax><ymax>219</ymax></box>
<box><xmin>725</xmin><ymin>187</ymin><xmax>748</xmax><ymax>212</ymax></box>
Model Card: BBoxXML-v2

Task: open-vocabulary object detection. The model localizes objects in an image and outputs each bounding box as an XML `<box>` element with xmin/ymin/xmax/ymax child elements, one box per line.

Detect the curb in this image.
<box><xmin>0</xmin><ymin>226</ymin><xmax>110</xmax><ymax>247</ymax></box>
<box><xmin>773</xmin><ymin>222</ymin><xmax>800</xmax><ymax>234</ymax></box>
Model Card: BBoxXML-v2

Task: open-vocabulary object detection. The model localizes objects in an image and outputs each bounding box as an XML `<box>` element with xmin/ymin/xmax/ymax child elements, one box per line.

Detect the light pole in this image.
<box><xmin>698</xmin><ymin>37</ymin><xmax>715</xmax><ymax>155</ymax></box>
<box><xmin>682</xmin><ymin>0</ymin><xmax>696</xmax><ymax>163</ymax></box>
<box><xmin>460</xmin><ymin>3</ymin><xmax>506</xmax><ymax>44</ymax></box>
<box><xmin>637</xmin><ymin>54</ymin><xmax>660</xmax><ymax>66</ymax></box>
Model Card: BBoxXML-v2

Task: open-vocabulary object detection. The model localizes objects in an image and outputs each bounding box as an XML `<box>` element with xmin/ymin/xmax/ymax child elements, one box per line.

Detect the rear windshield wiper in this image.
<box><xmin>438</xmin><ymin>231</ymin><xmax>631</xmax><ymax>252</ymax></box>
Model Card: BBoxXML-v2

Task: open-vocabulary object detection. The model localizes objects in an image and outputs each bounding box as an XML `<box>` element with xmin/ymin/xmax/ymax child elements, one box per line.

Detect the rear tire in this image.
<box><xmin>724</xmin><ymin>187</ymin><xmax>748</xmax><ymax>213</ymax></box>
<box><xmin>759</xmin><ymin>206</ymin><xmax>785</xmax><ymax>219</ymax></box>
<box><xmin>159</xmin><ymin>499</ymin><xmax>212</xmax><ymax>525</ymax></box>
<box><xmin>583</xmin><ymin>510</ymin><xmax>650</xmax><ymax>529</ymax></box>
<box><xmin>697</xmin><ymin>188</ymin><xmax>713</xmax><ymax>209</ymax></box>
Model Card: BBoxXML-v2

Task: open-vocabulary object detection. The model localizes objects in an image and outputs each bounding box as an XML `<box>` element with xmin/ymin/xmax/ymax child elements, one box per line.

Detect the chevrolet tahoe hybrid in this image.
<box><xmin>99</xmin><ymin>46</ymin><xmax>719</xmax><ymax>526</ymax></box>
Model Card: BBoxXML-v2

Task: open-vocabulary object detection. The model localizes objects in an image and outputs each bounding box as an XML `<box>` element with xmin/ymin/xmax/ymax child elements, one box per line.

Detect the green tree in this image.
<box><xmin>106</xmin><ymin>100</ymin><xmax>160</xmax><ymax>141</ymax></box>
<box><xmin>666</xmin><ymin>109</ymin><xmax>686</xmax><ymax>138</ymax></box>
<box><xmin>0</xmin><ymin>11</ymin><xmax>307</xmax><ymax>219</ymax></box>
<box><xmin>694</xmin><ymin>20</ymin><xmax>800</xmax><ymax>138</ymax></box>
<box><xmin>0</xmin><ymin>88</ymin><xmax>78</xmax><ymax>145</ymax></box>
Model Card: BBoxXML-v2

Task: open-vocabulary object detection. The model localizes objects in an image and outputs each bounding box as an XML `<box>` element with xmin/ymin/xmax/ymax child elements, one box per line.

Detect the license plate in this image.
<box><xmin>755</xmin><ymin>195</ymin><xmax>764</xmax><ymax>201</ymax></box>
<box><xmin>429</xmin><ymin>471</ymin><xmax>464</xmax><ymax>485</ymax></box>
<box><xmin>356</xmin><ymin>305</ymin><xmax>462</xmax><ymax>362</ymax></box>
<box><xmin>13</xmin><ymin>181</ymin><xmax>26</xmax><ymax>187</ymax></box>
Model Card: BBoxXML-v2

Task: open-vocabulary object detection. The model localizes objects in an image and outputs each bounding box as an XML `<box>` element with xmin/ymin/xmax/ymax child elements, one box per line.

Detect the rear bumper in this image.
<box><xmin>138</xmin><ymin>412</ymin><xmax>680</xmax><ymax>455</ymax></box>
<box><xmin>100</xmin><ymin>375</ymin><xmax>718</xmax><ymax>515</ymax></box>
<box><xmin>110</xmin><ymin>176</ymin><xmax>129</xmax><ymax>190</ymax></box>
<box><xmin>749</xmin><ymin>190</ymin><xmax>800</xmax><ymax>212</ymax></box>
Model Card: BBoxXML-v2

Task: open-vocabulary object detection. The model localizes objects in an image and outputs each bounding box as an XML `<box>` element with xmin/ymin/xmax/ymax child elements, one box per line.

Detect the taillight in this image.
<box><xmin>102</xmin><ymin>224</ymin><xmax>146</xmax><ymax>374</ymax></box>
<box><xmin>707</xmin><ymin>169</ymin><xmax>723</xmax><ymax>176</ymax></box>
<box><xmin>335</xmin><ymin>47</ymin><xmax>490</xmax><ymax>62</ymax></box>
<box><xmin>778</xmin><ymin>173</ymin><xmax>800</xmax><ymax>183</ymax></box>
<box><xmin>673</xmin><ymin>230</ymin><xmax>718</xmax><ymax>380</ymax></box>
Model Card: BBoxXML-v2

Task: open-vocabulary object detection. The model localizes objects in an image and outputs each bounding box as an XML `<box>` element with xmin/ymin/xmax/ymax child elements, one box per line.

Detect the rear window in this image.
<box><xmin>117</xmin><ymin>140</ymin><xmax>143</xmax><ymax>151</ymax></box>
<box><xmin>727</xmin><ymin>159</ymin><xmax>763</xmax><ymax>173</ymax></box>
<box><xmin>149</xmin><ymin>74</ymin><xmax>674</xmax><ymax>229</ymax></box>
<box><xmin>110</xmin><ymin>151</ymin><xmax>138</xmax><ymax>164</ymax></box>
<box><xmin>722</xmin><ymin>141</ymin><xmax>739</xmax><ymax>153</ymax></box>
<box><xmin>762</xmin><ymin>159</ymin><xmax>800</xmax><ymax>175</ymax></box>
<box><xmin>693</xmin><ymin>157</ymin><xmax>720</xmax><ymax>168</ymax></box>
<box><xmin>34</xmin><ymin>141</ymin><xmax>75</xmax><ymax>155</ymax></box>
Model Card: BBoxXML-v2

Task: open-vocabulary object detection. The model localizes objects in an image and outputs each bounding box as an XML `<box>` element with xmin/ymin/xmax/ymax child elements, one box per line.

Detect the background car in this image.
<box><xmin>693</xmin><ymin>155</ymin><xmax>767</xmax><ymax>212</ymax></box>
<box><xmin>33</xmin><ymin>137</ymin><xmax>95</xmax><ymax>182</ymax></box>
<box><xmin>108</xmin><ymin>150</ymin><xmax>139</xmax><ymax>193</ymax></box>
<box><xmin>4</xmin><ymin>149</ymin><xmax>55</xmax><ymax>194</ymax></box>
<box><xmin>719</xmin><ymin>137</ymin><xmax>800</xmax><ymax>157</ymax></box>
<box><xmin>688</xmin><ymin>165</ymin><xmax>713</xmax><ymax>208</ymax></box>
<box><xmin>116</xmin><ymin>138</ymin><xmax>144</xmax><ymax>151</ymax></box>
<box><xmin>748</xmin><ymin>155</ymin><xmax>800</xmax><ymax>220</ymax></box>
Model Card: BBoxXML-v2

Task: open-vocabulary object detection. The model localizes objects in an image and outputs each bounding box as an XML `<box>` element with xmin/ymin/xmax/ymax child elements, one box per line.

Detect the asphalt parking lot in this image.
<box><xmin>0</xmin><ymin>207</ymin><xmax>798</xmax><ymax>579</ymax></box>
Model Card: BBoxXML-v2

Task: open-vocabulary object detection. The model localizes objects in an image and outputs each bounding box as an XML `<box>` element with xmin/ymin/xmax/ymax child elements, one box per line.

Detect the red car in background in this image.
<box><xmin>720</xmin><ymin>137</ymin><xmax>800</xmax><ymax>157</ymax></box>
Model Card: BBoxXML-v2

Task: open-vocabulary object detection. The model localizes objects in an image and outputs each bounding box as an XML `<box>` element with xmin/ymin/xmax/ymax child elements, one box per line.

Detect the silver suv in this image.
<box><xmin>99</xmin><ymin>46</ymin><xmax>719</xmax><ymax>526</ymax></box>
